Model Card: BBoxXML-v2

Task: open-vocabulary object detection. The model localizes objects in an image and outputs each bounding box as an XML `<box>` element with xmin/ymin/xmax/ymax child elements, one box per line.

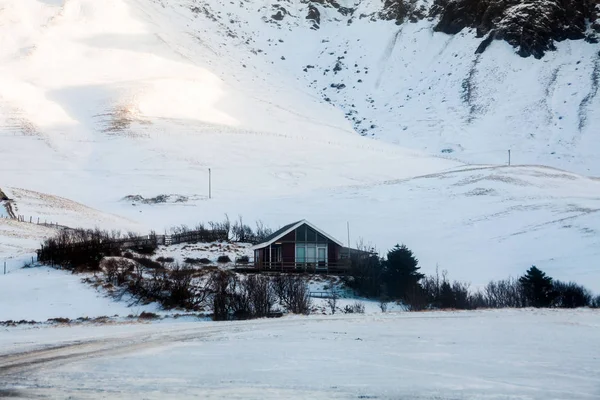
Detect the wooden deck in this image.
<box><xmin>239</xmin><ymin>262</ymin><xmax>350</xmax><ymax>275</ymax></box>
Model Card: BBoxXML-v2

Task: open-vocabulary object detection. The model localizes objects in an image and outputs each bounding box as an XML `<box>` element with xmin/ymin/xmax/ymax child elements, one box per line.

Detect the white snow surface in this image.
<box><xmin>0</xmin><ymin>267</ymin><xmax>160</xmax><ymax>321</ymax></box>
<box><xmin>152</xmin><ymin>241</ymin><xmax>254</xmax><ymax>266</ymax></box>
<box><xmin>1</xmin><ymin>0</ymin><xmax>600</xmax><ymax>292</ymax></box>
<box><xmin>1</xmin><ymin>309</ymin><xmax>599</xmax><ymax>399</ymax></box>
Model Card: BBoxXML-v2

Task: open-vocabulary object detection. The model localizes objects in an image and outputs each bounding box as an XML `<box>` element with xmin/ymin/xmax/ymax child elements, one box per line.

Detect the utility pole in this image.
<box><xmin>508</xmin><ymin>149</ymin><xmax>511</xmax><ymax>166</ymax></box>
<box><xmin>208</xmin><ymin>168</ymin><xmax>212</xmax><ymax>199</ymax></box>
<box><xmin>347</xmin><ymin>222</ymin><xmax>351</xmax><ymax>258</ymax></box>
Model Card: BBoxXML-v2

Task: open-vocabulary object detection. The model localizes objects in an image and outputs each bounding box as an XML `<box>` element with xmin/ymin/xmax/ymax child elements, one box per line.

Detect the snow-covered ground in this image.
<box><xmin>1</xmin><ymin>0</ymin><xmax>600</xmax><ymax>303</ymax></box>
<box><xmin>0</xmin><ymin>267</ymin><xmax>160</xmax><ymax>321</ymax></box>
<box><xmin>1</xmin><ymin>309</ymin><xmax>599</xmax><ymax>399</ymax></box>
<box><xmin>152</xmin><ymin>241</ymin><xmax>253</xmax><ymax>266</ymax></box>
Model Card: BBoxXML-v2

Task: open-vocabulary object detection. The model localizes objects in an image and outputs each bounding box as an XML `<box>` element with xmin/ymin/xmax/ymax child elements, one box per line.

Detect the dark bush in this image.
<box><xmin>164</xmin><ymin>265</ymin><xmax>196</xmax><ymax>309</ymax></box>
<box><xmin>210</xmin><ymin>270</ymin><xmax>235</xmax><ymax>321</ymax></box>
<box><xmin>404</xmin><ymin>284</ymin><xmax>428</xmax><ymax>311</ymax></box>
<box><xmin>184</xmin><ymin>257</ymin><xmax>211</xmax><ymax>265</ymax></box>
<box><xmin>47</xmin><ymin>317</ymin><xmax>70</xmax><ymax>324</ymax></box>
<box><xmin>156</xmin><ymin>256</ymin><xmax>175</xmax><ymax>263</ymax></box>
<box><xmin>343</xmin><ymin>301</ymin><xmax>365</xmax><ymax>314</ymax></box>
<box><xmin>133</xmin><ymin>257</ymin><xmax>162</xmax><ymax>270</ymax></box>
<box><xmin>343</xmin><ymin>247</ymin><xmax>383</xmax><ymax>298</ymax></box>
<box><xmin>138</xmin><ymin>311</ymin><xmax>159</xmax><ymax>320</ymax></box>
<box><xmin>591</xmin><ymin>295</ymin><xmax>600</xmax><ymax>308</ymax></box>
<box><xmin>38</xmin><ymin>228</ymin><xmax>126</xmax><ymax>271</ymax></box>
<box><xmin>217</xmin><ymin>255</ymin><xmax>231</xmax><ymax>263</ymax></box>
<box><xmin>236</xmin><ymin>255</ymin><xmax>250</xmax><ymax>264</ymax></box>
<box><xmin>132</xmin><ymin>244</ymin><xmax>157</xmax><ymax>255</ymax></box>
<box><xmin>103</xmin><ymin>258</ymin><xmax>132</xmax><ymax>286</ymax></box>
<box><xmin>552</xmin><ymin>281</ymin><xmax>592</xmax><ymax>308</ymax></box>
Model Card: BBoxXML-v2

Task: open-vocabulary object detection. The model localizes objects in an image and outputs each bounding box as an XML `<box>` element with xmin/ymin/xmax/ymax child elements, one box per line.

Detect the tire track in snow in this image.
<box><xmin>0</xmin><ymin>324</ymin><xmax>241</xmax><ymax>377</ymax></box>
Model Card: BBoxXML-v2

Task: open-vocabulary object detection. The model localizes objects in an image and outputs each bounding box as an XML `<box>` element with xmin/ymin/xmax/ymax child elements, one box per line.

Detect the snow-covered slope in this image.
<box><xmin>0</xmin><ymin>0</ymin><xmax>599</xmax><ymax>289</ymax></box>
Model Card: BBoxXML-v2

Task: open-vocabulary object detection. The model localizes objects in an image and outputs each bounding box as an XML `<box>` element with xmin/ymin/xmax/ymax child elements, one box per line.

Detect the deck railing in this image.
<box><xmin>253</xmin><ymin>261</ymin><xmax>350</xmax><ymax>274</ymax></box>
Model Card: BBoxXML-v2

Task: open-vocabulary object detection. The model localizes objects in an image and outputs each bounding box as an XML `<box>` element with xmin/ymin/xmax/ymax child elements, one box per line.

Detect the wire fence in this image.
<box><xmin>1</xmin><ymin>256</ymin><xmax>37</xmax><ymax>276</ymax></box>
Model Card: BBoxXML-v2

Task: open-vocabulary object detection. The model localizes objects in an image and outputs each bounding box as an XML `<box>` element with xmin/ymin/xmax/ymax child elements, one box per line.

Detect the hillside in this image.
<box><xmin>1</xmin><ymin>0</ymin><xmax>599</xmax><ymax>289</ymax></box>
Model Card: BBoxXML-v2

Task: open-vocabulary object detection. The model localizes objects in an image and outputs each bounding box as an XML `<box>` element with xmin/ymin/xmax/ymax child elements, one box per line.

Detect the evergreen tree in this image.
<box><xmin>519</xmin><ymin>266</ymin><xmax>555</xmax><ymax>307</ymax></box>
<box><xmin>439</xmin><ymin>280</ymin><xmax>455</xmax><ymax>308</ymax></box>
<box><xmin>383</xmin><ymin>244</ymin><xmax>424</xmax><ymax>300</ymax></box>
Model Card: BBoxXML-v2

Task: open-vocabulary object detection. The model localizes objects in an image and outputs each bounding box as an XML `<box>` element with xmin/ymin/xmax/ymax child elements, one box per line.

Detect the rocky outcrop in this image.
<box><xmin>379</xmin><ymin>0</ymin><xmax>429</xmax><ymax>23</ymax></box>
<box><xmin>271</xmin><ymin>4</ymin><xmax>288</xmax><ymax>21</ymax></box>
<box><xmin>299</xmin><ymin>0</ymin><xmax>598</xmax><ymax>58</ymax></box>
<box><xmin>431</xmin><ymin>0</ymin><xmax>599</xmax><ymax>58</ymax></box>
<box><xmin>306</xmin><ymin>4</ymin><xmax>321</xmax><ymax>29</ymax></box>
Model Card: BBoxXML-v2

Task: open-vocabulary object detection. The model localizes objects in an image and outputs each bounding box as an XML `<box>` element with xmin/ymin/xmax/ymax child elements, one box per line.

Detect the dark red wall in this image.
<box><xmin>328</xmin><ymin>243</ymin><xmax>340</xmax><ymax>264</ymax></box>
<box><xmin>282</xmin><ymin>243</ymin><xmax>294</xmax><ymax>263</ymax></box>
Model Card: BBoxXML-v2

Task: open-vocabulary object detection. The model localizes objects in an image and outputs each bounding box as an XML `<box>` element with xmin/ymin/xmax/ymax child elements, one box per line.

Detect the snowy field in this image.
<box><xmin>1</xmin><ymin>309</ymin><xmax>599</xmax><ymax>399</ymax></box>
<box><xmin>1</xmin><ymin>0</ymin><xmax>600</xmax><ymax>319</ymax></box>
<box><xmin>0</xmin><ymin>267</ymin><xmax>161</xmax><ymax>321</ymax></box>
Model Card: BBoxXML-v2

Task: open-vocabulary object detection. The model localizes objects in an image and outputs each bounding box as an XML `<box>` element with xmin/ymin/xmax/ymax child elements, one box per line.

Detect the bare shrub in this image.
<box><xmin>138</xmin><ymin>311</ymin><xmax>159</xmax><ymax>320</ymax></box>
<box><xmin>552</xmin><ymin>281</ymin><xmax>592</xmax><ymax>308</ymax></box>
<box><xmin>405</xmin><ymin>284</ymin><xmax>428</xmax><ymax>311</ymax></box>
<box><xmin>156</xmin><ymin>256</ymin><xmax>175</xmax><ymax>263</ymax></box>
<box><xmin>133</xmin><ymin>256</ymin><xmax>162</xmax><ymax>270</ymax></box>
<box><xmin>207</xmin><ymin>215</ymin><xmax>231</xmax><ymax>240</ymax></box>
<box><xmin>231</xmin><ymin>215</ymin><xmax>254</xmax><ymax>242</ymax></box>
<box><xmin>591</xmin><ymin>295</ymin><xmax>600</xmax><ymax>308</ymax></box>
<box><xmin>210</xmin><ymin>270</ymin><xmax>235</xmax><ymax>321</ymax></box>
<box><xmin>379</xmin><ymin>298</ymin><xmax>389</xmax><ymax>313</ymax></box>
<box><xmin>245</xmin><ymin>275</ymin><xmax>276</xmax><ymax>317</ymax></box>
<box><xmin>273</xmin><ymin>274</ymin><xmax>312</xmax><ymax>314</ymax></box>
<box><xmin>38</xmin><ymin>228</ymin><xmax>129</xmax><ymax>271</ymax></box>
<box><xmin>255</xmin><ymin>220</ymin><xmax>273</xmax><ymax>242</ymax></box>
<box><xmin>343</xmin><ymin>301</ymin><xmax>365</xmax><ymax>314</ymax></box>
<box><xmin>102</xmin><ymin>258</ymin><xmax>133</xmax><ymax>286</ymax></box>
<box><xmin>326</xmin><ymin>290</ymin><xmax>339</xmax><ymax>314</ymax></box>
<box><xmin>343</xmin><ymin>243</ymin><xmax>382</xmax><ymax>298</ymax></box>
<box><xmin>165</xmin><ymin>264</ymin><xmax>195</xmax><ymax>309</ymax></box>
<box><xmin>484</xmin><ymin>277</ymin><xmax>527</xmax><ymax>308</ymax></box>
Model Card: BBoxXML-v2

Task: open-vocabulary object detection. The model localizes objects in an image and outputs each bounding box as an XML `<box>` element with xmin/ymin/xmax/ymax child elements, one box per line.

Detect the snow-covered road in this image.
<box><xmin>1</xmin><ymin>309</ymin><xmax>599</xmax><ymax>399</ymax></box>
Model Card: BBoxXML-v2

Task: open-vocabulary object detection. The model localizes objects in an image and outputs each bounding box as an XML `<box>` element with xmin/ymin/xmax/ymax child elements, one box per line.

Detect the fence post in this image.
<box><xmin>3</xmin><ymin>261</ymin><xmax>5</xmax><ymax>275</ymax></box>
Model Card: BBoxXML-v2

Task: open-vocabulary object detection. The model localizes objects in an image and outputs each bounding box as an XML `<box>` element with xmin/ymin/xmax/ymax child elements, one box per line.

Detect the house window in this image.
<box><xmin>296</xmin><ymin>225</ymin><xmax>307</xmax><ymax>242</ymax></box>
<box><xmin>296</xmin><ymin>243</ymin><xmax>328</xmax><ymax>266</ymax></box>
<box><xmin>307</xmin><ymin>243</ymin><xmax>316</xmax><ymax>263</ymax></box>
<box><xmin>307</xmin><ymin>228</ymin><xmax>317</xmax><ymax>242</ymax></box>
<box><xmin>296</xmin><ymin>245</ymin><xmax>306</xmax><ymax>263</ymax></box>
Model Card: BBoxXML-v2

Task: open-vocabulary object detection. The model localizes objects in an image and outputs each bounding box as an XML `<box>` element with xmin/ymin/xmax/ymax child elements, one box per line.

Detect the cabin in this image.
<box><xmin>252</xmin><ymin>220</ymin><xmax>349</xmax><ymax>273</ymax></box>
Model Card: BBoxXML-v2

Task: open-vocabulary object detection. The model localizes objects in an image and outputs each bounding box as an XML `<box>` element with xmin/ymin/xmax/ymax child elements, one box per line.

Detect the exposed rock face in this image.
<box><xmin>431</xmin><ymin>0</ymin><xmax>599</xmax><ymax>58</ymax></box>
<box><xmin>306</xmin><ymin>4</ymin><xmax>321</xmax><ymax>29</ymax></box>
<box><xmin>301</xmin><ymin>0</ymin><xmax>598</xmax><ymax>58</ymax></box>
<box><xmin>379</xmin><ymin>0</ymin><xmax>429</xmax><ymax>23</ymax></box>
<box><xmin>271</xmin><ymin>4</ymin><xmax>288</xmax><ymax>21</ymax></box>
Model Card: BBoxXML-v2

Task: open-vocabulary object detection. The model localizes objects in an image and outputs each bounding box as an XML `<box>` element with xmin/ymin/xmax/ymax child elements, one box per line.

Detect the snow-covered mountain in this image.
<box><xmin>1</xmin><ymin>0</ymin><xmax>600</xmax><ymax>288</ymax></box>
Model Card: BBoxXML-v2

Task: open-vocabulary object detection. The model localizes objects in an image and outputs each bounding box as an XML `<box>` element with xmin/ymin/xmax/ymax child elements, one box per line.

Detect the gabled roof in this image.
<box><xmin>251</xmin><ymin>220</ymin><xmax>344</xmax><ymax>249</ymax></box>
